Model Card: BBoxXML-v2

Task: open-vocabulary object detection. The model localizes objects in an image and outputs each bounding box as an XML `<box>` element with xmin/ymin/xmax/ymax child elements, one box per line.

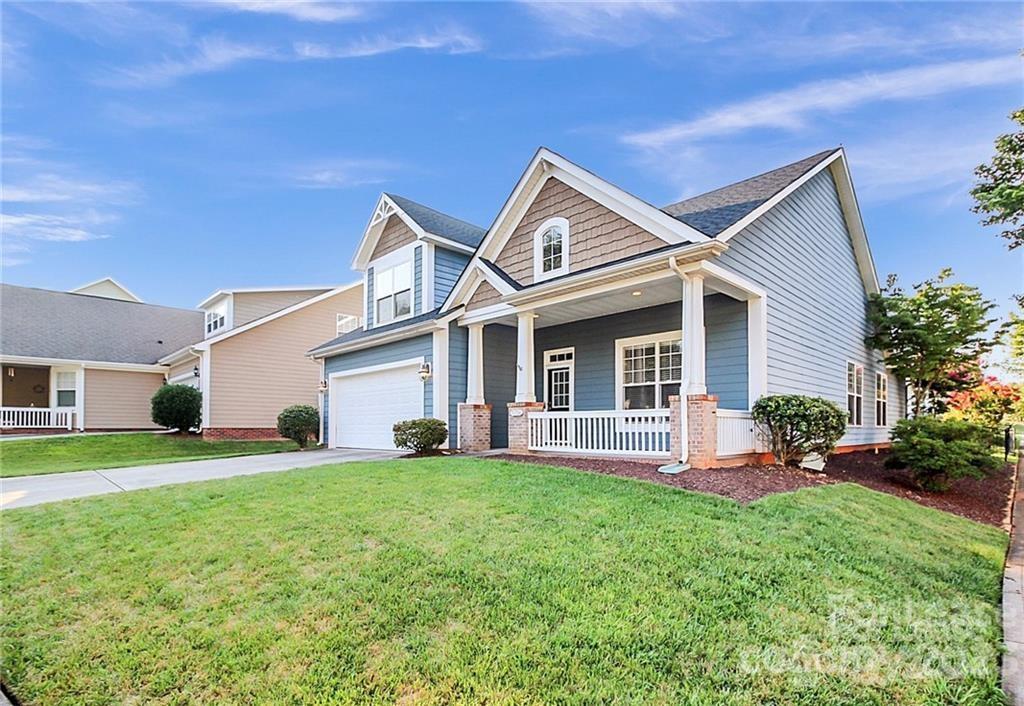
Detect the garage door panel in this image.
<box><xmin>331</xmin><ymin>363</ymin><xmax>423</xmax><ymax>450</ymax></box>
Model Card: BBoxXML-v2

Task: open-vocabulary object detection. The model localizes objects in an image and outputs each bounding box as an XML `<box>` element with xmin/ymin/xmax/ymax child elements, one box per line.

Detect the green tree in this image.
<box><xmin>1006</xmin><ymin>307</ymin><xmax>1024</xmax><ymax>378</ymax></box>
<box><xmin>971</xmin><ymin>108</ymin><xmax>1024</xmax><ymax>250</ymax></box>
<box><xmin>865</xmin><ymin>269</ymin><xmax>1002</xmax><ymax>416</ymax></box>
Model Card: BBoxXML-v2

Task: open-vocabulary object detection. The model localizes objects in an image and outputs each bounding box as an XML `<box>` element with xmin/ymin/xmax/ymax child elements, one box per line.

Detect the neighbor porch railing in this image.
<box><xmin>0</xmin><ymin>406</ymin><xmax>75</xmax><ymax>430</ymax></box>
<box><xmin>716</xmin><ymin>409</ymin><xmax>765</xmax><ymax>457</ymax></box>
<box><xmin>528</xmin><ymin>409</ymin><xmax>672</xmax><ymax>457</ymax></box>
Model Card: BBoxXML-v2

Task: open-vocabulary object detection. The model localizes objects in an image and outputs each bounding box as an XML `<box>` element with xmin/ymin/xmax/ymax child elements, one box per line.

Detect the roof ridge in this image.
<box><xmin>386</xmin><ymin>192</ymin><xmax>485</xmax><ymax>233</ymax></box>
<box><xmin>663</xmin><ymin>148</ymin><xmax>837</xmax><ymax>210</ymax></box>
<box><xmin>0</xmin><ymin>283</ymin><xmax>200</xmax><ymax>314</ymax></box>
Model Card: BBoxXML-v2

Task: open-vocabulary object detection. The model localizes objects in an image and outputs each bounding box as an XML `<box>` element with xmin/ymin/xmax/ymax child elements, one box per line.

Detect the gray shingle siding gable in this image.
<box><xmin>321</xmin><ymin>334</ymin><xmax>433</xmax><ymax>445</ymax></box>
<box><xmin>434</xmin><ymin>248</ymin><xmax>471</xmax><ymax>308</ymax></box>
<box><xmin>715</xmin><ymin>168</ymin><xmax>904</xmax><ymax>444</ymax></box>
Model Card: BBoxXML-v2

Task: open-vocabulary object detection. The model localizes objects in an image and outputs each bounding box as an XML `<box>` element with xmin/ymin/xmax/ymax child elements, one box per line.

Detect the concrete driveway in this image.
<box><xmin>1</xmin><ymin>448</ymin><xmax>402</xmax><ymax>510</ymax></box>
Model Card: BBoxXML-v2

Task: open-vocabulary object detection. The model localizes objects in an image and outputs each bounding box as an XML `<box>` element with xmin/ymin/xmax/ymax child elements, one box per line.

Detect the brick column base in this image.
<box><xmin>457</xmin><ymin>403</ymin><xmax>492</xmax><ymax>451</ymax></box>
<box><xmin>687</xmin><ymin>394</ymin><xmax>718</xmax><ymax>468</ymax></box>
<box><xmin>507</xmin><ymin>401</ymin><xmax>545</xmax><ymax>454</ymax></box>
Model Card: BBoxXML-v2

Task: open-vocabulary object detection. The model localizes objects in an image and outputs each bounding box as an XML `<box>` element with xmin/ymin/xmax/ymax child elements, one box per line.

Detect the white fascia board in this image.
<box><xmin>420</xmin><ymin>233</ymin><xmax>476</xmax><ymax>254</ymax></box>
<box><xmin>352</xmin><ymin>194</ymin><xmax>433</xmax><ymax>271</ymax></box>
<box><xmin>196</xmin><ymin>289</ymin><xmax>231</xmax><ymax>310</ymax></box>
<box><xmin>309</xmin><ymin>321</ymin><xmax>438</xmax><ymax>359</ymax></box>
<box><xmin>195</xmin><ymin>280</ymin><xmax>362</xmax><ymax>349</ymax></box>
<box><xmin>196</xmin><ymin>285</ymin><xmax>338</xmax><ymax>310</ymax></box>
<box><xmin>828</xmin><ymin>151</ymin><xmax>881</xmax><ymax>294</ymax></box>
<box><xmin>458</xmin><ymin>303</ymin><xmax>517</xmax><ymax>326</ymax></box>
<box><xmin>475</xmin><ymin>262</ymin><xmax>517</xmax><ymax>296</ymax></box>
<box><xmin>158</xmin><ymin>345</ymin><xmax>201</xmax><ymax>366</ymax></box>
<box><xmin>0</xmin><ymin>355</ymin><xmax>167</xmax><ymax>373</ymax></box>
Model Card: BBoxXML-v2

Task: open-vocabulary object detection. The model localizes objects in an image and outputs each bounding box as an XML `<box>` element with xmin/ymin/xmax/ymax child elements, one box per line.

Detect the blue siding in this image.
<box><xmin>715</xmin><ymin>168</ymin><xmax>905</xmax><ymax>444</ymax></box>
<box><xmin>413</xmin><ymin>246</ymin><xmax>423</xmax><ymax>315</ymax></box>
<box><xmin>321</xmin><ymin>334</ymin><xmax>433</xmax><ymax>446</ymax></box>
<box><xmin>434</xmin><ymin>248</ymin><xmax>471</xmax><ymax>308</ymax></box>
<box><xmin>531</xmin><ymin>298</ymin><xmax>748</xmax><ymax>411</ymax></box>
<box><xmin>365</xmin><ymin>267</ymin><xmax>374</xmax><ymax>327</ymax></box>
<box><xmin>483</xmin><ymin>324</ymin><xmax>517</xmax><ymax>447</ymax></box>
<box><xmin>448</xmin><ymin>322</ymin><xmax>467</xmax><ymax>446</ymax></box>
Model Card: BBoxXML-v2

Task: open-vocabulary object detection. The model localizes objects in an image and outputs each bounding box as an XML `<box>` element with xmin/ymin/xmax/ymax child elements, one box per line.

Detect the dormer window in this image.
<box><xmin>205</xmin><ymin>311</ymin><xmax>225</xmax><ymax>334</ymax></box>
<box><xmin>375</xmin><ymin>260</ymin><xmax>412</xmax><ymax>325</ymax></box>
<box><xmin>533</xmin><ymin>217</ymin><xmax>569</xmax><ymax>282</ymax></box>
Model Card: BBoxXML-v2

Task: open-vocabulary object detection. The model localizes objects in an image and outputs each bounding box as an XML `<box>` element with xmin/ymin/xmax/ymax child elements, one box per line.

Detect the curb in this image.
<box><xmin>1004</xmin><ymin>455</ymin><xmax>1024</xmax><ymax>704</ymax></box>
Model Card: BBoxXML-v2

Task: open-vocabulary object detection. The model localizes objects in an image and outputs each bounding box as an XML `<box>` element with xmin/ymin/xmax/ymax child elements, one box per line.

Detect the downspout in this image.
<box><xmin>317</xmin><ymin>357</ymin><xmax>326</xmax><ymax>445</ymax></box>
<box><xmin>659</xmin><ymin>255</ymin><xmax>691</xmax><ymax>473</ymax></box>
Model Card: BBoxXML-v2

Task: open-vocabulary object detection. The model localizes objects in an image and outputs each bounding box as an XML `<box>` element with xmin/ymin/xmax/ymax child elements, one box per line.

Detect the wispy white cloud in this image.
<box><xmin>10</xmin><ymin>1</ymin><xmax>190</xmax><ymax>46</ymax></box>
<box><xmin>295</xmin><ymin>27</ymin><xmax>483</xmax><ymax>59</ymax></box>
<box><xmin>1</xmin><ymin>137</ymin><xmax>139</xmax><ymax>265</ymax></box>
<box><xmin>287</xmin><ymin>158</ymin><xmax>402</xmax><ymax>189</ymax></box>
<box><xmin>204</xmin><ymin>0</ymin><xmax>365</xmax><ymax>23</ymax></box>
<box><xmin>96</xmin><ymin>36</ymin><xmax>276</xmax><ymax>88</ymax></box>
<box><xmin>623</xmin><ymin>56</ymin><xmax>1022</xmax><ymax>149</ymax></box>
<box><xmin>521</xmin><ymin>1</ymin><xmax>725</xmax><ymax>47</ymax></box>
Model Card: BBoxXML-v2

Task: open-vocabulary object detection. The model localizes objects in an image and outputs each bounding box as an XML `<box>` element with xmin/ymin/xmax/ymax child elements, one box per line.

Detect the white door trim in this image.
<box><xmin>542</xmin><ymin>347</ymin><xmax>575</xmax><ymax>411</ymax></box>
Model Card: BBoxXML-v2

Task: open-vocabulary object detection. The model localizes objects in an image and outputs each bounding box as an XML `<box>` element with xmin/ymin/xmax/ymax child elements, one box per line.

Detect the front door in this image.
<box><xmin>543</xmin><ymin>349</ymin><xmax>575</xmax><ymax>447</ymax></box>
<box><xmin>546</xmin><ymin>366</ymin><xmax>572</xmax><ymax>411</ymax></box>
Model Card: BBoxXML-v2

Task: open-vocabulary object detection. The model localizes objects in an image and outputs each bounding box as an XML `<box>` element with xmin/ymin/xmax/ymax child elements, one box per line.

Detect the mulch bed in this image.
<box><xmin>491</xmin><ymin>451</ymin><xmax>1015</xmax><ymax>528</ymax></box>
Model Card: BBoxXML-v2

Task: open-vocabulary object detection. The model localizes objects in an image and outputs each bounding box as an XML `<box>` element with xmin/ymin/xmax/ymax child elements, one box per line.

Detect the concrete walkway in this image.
<box><xmin>0</xmin><ymin>448</ymin><xmax>401</xmax><ymax>510</ymax></box>
<box><xmin>1005</xmin><ymin>456</ymin><xmax>1024</xmax><ymax>704</ymax></box>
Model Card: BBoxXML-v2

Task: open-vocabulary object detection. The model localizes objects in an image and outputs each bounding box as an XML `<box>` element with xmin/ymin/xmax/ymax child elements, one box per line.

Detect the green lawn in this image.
<box><xmin>0</xmin><ymin>432</ymin><xmax>298</xmax><ymax>477</ymax></box>
<box><xmin>0</xmin><ymin>458</ymin><xmax>1008</xmax><ymax>705</ymax></box>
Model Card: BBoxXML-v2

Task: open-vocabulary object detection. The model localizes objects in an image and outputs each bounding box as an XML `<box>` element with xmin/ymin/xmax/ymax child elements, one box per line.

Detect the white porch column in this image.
<box><xmin>515</xmin><ymin>311</ymin><xmax>536</xmax><ymax>403</ymax></box>
<box><xmin>747</xmin><ymin>295</ymin><xmax>768</xmax><ymax>407</ymax></box>
<box><xmin>466</xmin><ymin>323</ymin><xmax>485</xmax><ymax>404</ymax></box>
<box><xmin>74</xmin><ymin>365</ymin><xmax>85</xmax><ymax>431</ymax></box>
<box><xmin>683</xmin><ymin>274</ymin><xmax>707</xmax><ymax>395</ymax></box>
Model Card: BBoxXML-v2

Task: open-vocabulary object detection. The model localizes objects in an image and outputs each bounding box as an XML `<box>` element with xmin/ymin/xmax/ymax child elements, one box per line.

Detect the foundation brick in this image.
<box><xmin>458</xmin><ymin>403</ymin><xmax>492</xmax><ymax>451</ymax></box>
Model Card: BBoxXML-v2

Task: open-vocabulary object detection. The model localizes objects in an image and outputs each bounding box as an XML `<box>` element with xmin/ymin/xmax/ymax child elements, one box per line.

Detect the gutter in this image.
<box><xmin>308</xmin><ymin>306</ymin><xmax>465</xmax><ymax>360</ymax></box>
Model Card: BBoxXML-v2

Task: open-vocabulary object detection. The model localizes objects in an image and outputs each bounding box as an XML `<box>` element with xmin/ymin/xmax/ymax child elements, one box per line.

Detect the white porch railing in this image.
<box><xmin>1</xmin><ymin>406</ymin><xmax>75</xmax><ymax>430</ymax></box>
<box><xmin>716</xmin><ymin>409</ymin><xmax>765</xmax><ymax>457</ymax></box>
<box><xmin>528</xmin><ymin>409</ymin><xmax>672</xmax><ymax>457</ymax></box>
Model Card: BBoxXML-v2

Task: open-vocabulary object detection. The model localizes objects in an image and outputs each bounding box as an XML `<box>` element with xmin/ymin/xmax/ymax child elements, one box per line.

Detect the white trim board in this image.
<box><xmin>0</xmin><ymin>355</ymin><xmax>167</xmax><ymax>373</ymax></box>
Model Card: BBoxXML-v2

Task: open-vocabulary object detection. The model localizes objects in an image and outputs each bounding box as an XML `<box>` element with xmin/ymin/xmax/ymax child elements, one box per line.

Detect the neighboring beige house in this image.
<box><xmin>0</xmin><ymin>282</ymin><xmax>203</xmax><ymax>432</ymax></box>
<box><xmin>160</xmin><ymin>284</ymin><xmax>364</xmax><ymax>439</ymax></box>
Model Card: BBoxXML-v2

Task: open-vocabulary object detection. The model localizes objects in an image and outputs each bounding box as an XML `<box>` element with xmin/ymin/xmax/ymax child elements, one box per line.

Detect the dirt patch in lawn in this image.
<box><xmin>492</xmin><ymin>451</ymin><xmax>1014</xmax><ymax>527</ymax></box>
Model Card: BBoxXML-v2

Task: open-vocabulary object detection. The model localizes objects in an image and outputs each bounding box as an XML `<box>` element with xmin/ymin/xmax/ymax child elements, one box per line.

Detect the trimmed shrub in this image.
<box><xmin>277</xmin><ymin>405</ymin><xmax>320</xmax><ymax>448</ymax></box>
<box><xmin>751</xmin><ymin>394</ymin><xmax>848</xmax><ymax>466</ymax></box>
<box><xmin>887</xmin><ymin>417</ymin><xmax>999</xmax><ymax>491</ymax></box>
<box><xmin>151</xmin><ymin>384</ymin><xmax>202</xmax><ymax>433</ymax></box>
<box><xmin>393</xmin><ymin>418</ymin><xmax>448</xmax><ymax>454</ymax></box>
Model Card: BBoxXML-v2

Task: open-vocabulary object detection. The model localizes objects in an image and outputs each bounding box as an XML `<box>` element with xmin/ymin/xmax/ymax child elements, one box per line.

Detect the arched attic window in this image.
<box><xmin>533</xmin><ymin>216</ymin><xmax>569</xmax><ymax>282</ymax></box>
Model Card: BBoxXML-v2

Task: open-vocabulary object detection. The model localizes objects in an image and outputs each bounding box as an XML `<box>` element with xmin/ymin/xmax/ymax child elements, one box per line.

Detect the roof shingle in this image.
<box><xmin>386</xmin><ymin>194</ymin><xmax>486</xmax><ymax>248</ymax></box>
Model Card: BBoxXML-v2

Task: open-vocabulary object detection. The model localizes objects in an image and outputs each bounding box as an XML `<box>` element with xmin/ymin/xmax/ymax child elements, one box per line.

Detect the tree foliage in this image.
<box><xmin>750</xmin><ymin>395</ymin><xmax>848</xmax><ymax>466</ymax></box>
<box><xmin>151</xmin><ymin>384</ymin><xmax>202</xmax><ymax>433</ymax></box>
<box><xmin>947</xmin><ymin>376</ymin><xmax>1022</xmax><ymax>428</ymax></box>
<box><xmin>971</xmin><ymin>108</ymin><xmax>1024</xmax><ymax>250</ymax></box>
<box><xmin>865</xmin><ymin>269</ymin><xmax>1002</xmax><ymax>416</ymax></box>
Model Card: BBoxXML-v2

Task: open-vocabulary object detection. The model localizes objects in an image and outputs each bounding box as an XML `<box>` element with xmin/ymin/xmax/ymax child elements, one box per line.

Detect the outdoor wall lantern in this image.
<box><xmin>418</xmin><ymin>362</ymin><xmax>432</xmax><ymax>382</ymax></box>
<box><xmin>193</xmin><ymin>366</ymin><xmax>200</xmax><ymax>378</ymax></box>
<box><xmin>317</xmin><ymin>380</ymin><xmax>328</xmax><ymax>393</ymax></box>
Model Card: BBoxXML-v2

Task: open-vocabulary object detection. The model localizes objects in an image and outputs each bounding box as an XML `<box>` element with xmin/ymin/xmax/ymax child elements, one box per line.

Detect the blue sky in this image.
<box><xmin>2</xmin><ymin>0</ymin><xmax>1021</xmax><ymax>327</ymax></box>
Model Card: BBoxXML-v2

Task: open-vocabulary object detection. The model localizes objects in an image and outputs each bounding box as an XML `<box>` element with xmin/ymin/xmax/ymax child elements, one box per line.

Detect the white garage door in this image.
<box><xmin>330</xmin><ymin>362</ymin><xmax>424</xmax><ymax>450</ymax></box>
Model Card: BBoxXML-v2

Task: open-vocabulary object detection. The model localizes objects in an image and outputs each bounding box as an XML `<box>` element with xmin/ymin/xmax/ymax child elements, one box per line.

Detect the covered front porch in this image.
<box><xmin>456</xmin><ymin>259</ymin><xmax>769</xmax><ymax>467</ymax></box>
<box><xmin>0</xmin><ymin>362</ymin><xmax>83</xmax><ymax>432</ymax></box>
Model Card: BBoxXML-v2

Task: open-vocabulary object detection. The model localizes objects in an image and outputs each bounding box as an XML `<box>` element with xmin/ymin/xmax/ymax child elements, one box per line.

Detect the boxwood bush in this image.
<box><xmin>276</xmin><ymin>405</ymin><xmax>320</xmax><ymax>448</ymax></box>
<box><xmin>393</xmin><ymin>418</ymin><xmax>448</xmax><ymax>454</ymax></box>
<box><xmin>151</xmin><ymin>384</ymin><xmax>202</xmax><ymax>433</ymax></box>
<box><xmin>887</xmin><ymin>417</ymin><xmax>998</xmax><ymax>491</ymax></box>
<box><xmin>751</xmin><ymin>394</ymin><xmax>848</xmax><ymax>466</ymax></box>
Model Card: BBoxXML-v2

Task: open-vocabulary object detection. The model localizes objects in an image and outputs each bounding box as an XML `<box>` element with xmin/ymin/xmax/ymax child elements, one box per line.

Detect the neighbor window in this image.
<box><xmin>619</xmin><ymin>334</ymin><xmax>682</xmax><ymax>410</ymax></box>
<box><xmin>56</xmin><ymin>371</ymin><xmax>76</xmax><ymax>407</ymax></box>
<box><xmin>336</xmin><ymin>313</ymin><xmax>360</xmax><ymax>336</ymax></box>
<box><xmin>847</xmin><ymin>362</ymin><xmax>863</xmax><ymax>426</ymax></box>
<box><xmin>875</xmin><ymin>372</ymin><xmax>888</xmax><ymax>427</ymax></box>
<box><xmin>206</xmin><ymin>311</ymin><xmax>225</xmax><ymax>334</ymax></box>
<box><xmin>533</xmin><ymin>217</ymin><xmax>569</xmax><ymax>282</ymax></box>
<box><xmin>375</xmin><ymin>260</ymin><xmax>412</xmax><ymax>325</ymax></box>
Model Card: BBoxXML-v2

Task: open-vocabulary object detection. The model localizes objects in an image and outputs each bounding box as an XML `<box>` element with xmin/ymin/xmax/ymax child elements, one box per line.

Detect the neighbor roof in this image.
<box><xmin>309</xmin><ymin>308</ymin><xmax>442</xmax><ymax>356</ymax></box>
<box><xmin>661</xmin><ymin>150</ymin><xmax>836</xmax><ymax>237</ymax></box>
<box><xmin>1</xmin><ymin>284</ymin><xmax>204</xmax><ymax>364</ymax></box>
<box><xmin>386</xmin><ymin>193</ymin><xmax>487</xmax><ymax>248</ymax></box>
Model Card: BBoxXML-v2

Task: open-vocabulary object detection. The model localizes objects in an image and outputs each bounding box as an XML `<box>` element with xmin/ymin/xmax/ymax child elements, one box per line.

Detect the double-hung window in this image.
<box><xmin>619</xmin><ymin>334</ymin><xmax>682</xmax><ymax>410</ymax></box>
<box><xmin>875</xmin><ymin>373</ymin><xmax>888</xmax><ymax>427</ymax></box>
<box><xmin>846</xmin><ymin>362</ymin><xmax>863</xmax><ymax>426</ymax></box>
<box><xmin>55</xmin><ymin>372</ymin><xmax>76</xmax><ymax>407</ymax></box>
<box><xmin>375</xmin><ymin>261</ymin><xmax>412</xmax><ymax>325</ymax></box>
<box><xmin>206</xmin><ymin>311</ymin><xmax>225</xmax><ymax>335</ymax></box>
